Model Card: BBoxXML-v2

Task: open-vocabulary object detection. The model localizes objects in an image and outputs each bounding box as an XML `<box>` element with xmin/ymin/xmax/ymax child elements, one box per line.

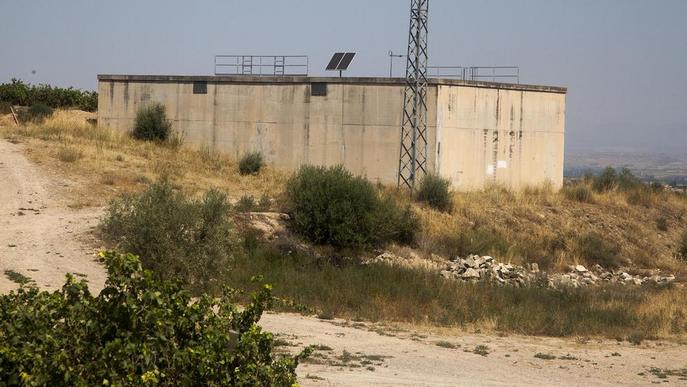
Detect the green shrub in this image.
<box><xmin>575</xmin><ymin>232</ymin><xmax>621</xmax><ymax>268</ymax></box>
<box><xmin>132</xmin><ymin>103</ymin><xmax>171</xmax><ymax>142</ymax></box>
<box><xmin>236</xmin><ymin>195</ymin><xmax>257</xmax><ymax>212</ymax></box>
<box><xmin>415</xmin><ymin>174</ymin><xmax>453</xmax><ymax>212</ymax></box>
<box><xmin>0</xmin><ymin>78</ymin><xmax>97</xmax><ymax>111</ymax></box>
<box><xmin>617</xmin><ymin>168</ymin><xmax>642</xmax><ymax>190</ymax></box>
<box><xmin>563</xmin><ymin>183</ymin><xmax>594</xmax><ymax>203</ymax></box>
<box><xmin>592</xmin><ymin>167</ymin><xmax>618</xmax><ymax>192</ymax></box>
<box><xmin>102</xmin><ymin>181</ymin><xmax>234</xmax><ymax>291</ymax></box>
<box><xmin>678</xmin><ymin>231</ymin><xmax>687</xmax><ymax>261</ymax></box>
<box><xmin>239</xmin><ymin>152</ymin><xmax>264</xmax><ymax>175</ymax></box>
<box><xmin>285</xmin><ymin>165</ymin><xmax>418</xmax><ymax>248</ymax></box>
<box><xmin>235</xmin><ymin>195</ymin><xmax>271</xmax><ymax>213</ymax></box>
<box><xmin>0</xmin><ymin>251</ymin><xmax>306</xmax><ymax>385</ymax></box>
<box><xmin>0</xmin><ymin>101</ymin><xmax>12</xmax><ymax>114</ymax></box>
<box><xmin>19</xmin><ymin>103</ymin><xmax>53</xmax><ymax>123</ymax></box>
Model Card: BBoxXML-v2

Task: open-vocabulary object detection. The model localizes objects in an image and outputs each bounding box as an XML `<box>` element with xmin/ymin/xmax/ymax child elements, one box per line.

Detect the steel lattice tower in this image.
<box><xmin>397</xmin><ymin>0</ymin><xmax>429</xmax><ymax>190</ymax></box>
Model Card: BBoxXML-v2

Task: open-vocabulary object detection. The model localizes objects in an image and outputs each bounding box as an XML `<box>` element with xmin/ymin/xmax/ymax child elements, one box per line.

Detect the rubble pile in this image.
<box><xmin>438</xmin><ymin>255</ymin><xmax>676</xmax><ymax>288</ymax></box>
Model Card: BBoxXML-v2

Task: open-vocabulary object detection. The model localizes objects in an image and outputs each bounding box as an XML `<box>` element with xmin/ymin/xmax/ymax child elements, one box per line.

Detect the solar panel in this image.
<box><xmin>326</xmin><ymin>53</ymin><xmax>345</xmax><ymax>71</ymax></box>
<box><xmin>337</xmin><ymin>53</ymin><xmax>356</xmax><ymax>70</ymax></box>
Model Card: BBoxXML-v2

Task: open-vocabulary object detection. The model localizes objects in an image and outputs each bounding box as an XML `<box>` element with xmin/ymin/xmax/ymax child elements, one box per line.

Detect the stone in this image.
<box><xmin>464</xmin><ymin>256</ymin><xmax>477</xmax><ymax>268</ymax></box>
<box><xmin>620</xmin><ymin>272</ymin><xmax>632</xmax><ymax>281</ymax></box>
<box><xmin>483</xmin><ymin>256</ymin><xmax>494</xmax><ymax>262</ymax></box>
<box><xmin>461</xmin><ymin>268</ymin><xmax>481</xmax><ymax>279</ymax></box>
<box><xmin>530</xmin><ymin>263</ymin><xmax>540</xmax><ymax>273</ymax></box>
<box><xmin>575</xmin><ymin>265</ymin><xmax>588</xmax><ymax>273</ymax></box>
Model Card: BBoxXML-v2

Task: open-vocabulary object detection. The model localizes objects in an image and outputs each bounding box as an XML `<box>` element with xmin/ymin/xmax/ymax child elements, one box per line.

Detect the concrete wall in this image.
<box><xmin>98</xmin><ymin>75</ymin><xmax>565</xmax><ymax>190</ymax></box>
<box><xmin>435</xmin><ymin>85</ymin><xmax>566</xmax><ymax>190</ymax></box>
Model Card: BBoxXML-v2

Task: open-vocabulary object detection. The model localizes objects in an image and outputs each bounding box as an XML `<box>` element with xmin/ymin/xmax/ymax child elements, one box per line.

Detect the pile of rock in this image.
<box><xmin>439</xmin><ymin>255</ymin><xmax>676</xmax><ymax>288</ymax></box>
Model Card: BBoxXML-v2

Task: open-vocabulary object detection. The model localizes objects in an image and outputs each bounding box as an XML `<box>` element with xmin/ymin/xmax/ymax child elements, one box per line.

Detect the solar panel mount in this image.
<box><xmin>326</xmin><ymin>52</ymin><xmax>356</xmax><ymax>76</ymax></box>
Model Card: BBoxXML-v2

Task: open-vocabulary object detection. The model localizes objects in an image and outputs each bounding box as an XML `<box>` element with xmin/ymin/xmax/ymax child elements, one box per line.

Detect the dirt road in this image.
<box><xmin>1</xmin><ymin>139</ymin><xmax>686</xmax><ymax>386</ymax></box>
<box><xmin>0</xmin><ymin>140</ymin><xmax>106</xmax><ymax>293</ymax></box>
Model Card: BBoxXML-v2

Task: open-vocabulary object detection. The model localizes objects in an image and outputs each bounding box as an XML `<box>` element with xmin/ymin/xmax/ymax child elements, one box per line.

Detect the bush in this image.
<box><xmin>656</xmin><ymin>217</ymin><xmax>668</xmax><ymax>232</ymax></box>
<box><xmin>0</xmin><ymin>251</ymin><xmax>306</xmax><ymax>385</ymax></box>
<box><xmin>19</xmin><ymin>103</ymin><xmax>53</xmax><ymax>123</ymax></box>
<box><xmin>415</xmin><ymin>174</ymin><xmax>453</xmax><ymax>212</ymax></box>
<box><xmin>132</xmin><ymin>103</ymin><xmax>171</xmax><ymax>142</ymax></box>
<box><xmin>617</xmin><ymin>168</ymin><xmax>642</xmax><ymax>190</ymax></box>
<box><xmin>563</xmin><ymin>183</ymin><xmax>594</xmax><ymax>203</ymax></box>
<box><xmin>575</xmin><ymin>232</ymin><xmax>621</xmax><ymax>268</ymax></box>
<box><xmin>0</xmin><ymin>101</ymin><xmax>11</xmax><ymax>114</ymax></box>
<box><xmin>678</xmin><ymin>231</ymin><xmax>687</xmax><ymax>261</ymax></box>
<box><xmin>102</xmin><ymin>182</ymin><xmax>235</xmax><ymax>291</ymax></box>
<box><xmin>239</xmin><ymin>152</ymin><xmax>264</xmax><ymax>175</ymax></box>
<box><xmin>0</xmin><ymin>78</ymin><xmax>97</xmax><ymax>111</ymax></box>
<box><xmin>56</xmin><ymin>146</ymin><xmax>83</xmax><ymax>163</ymax></box>
<box><xmin>592</xmin><ymin>167</ymin><xmax>618</xmax><ymax>192</ymax></box>
<box><xmin>285</xmin><ymin>165</ymin><xmax>418</xmax><ymax>248</ymax></box>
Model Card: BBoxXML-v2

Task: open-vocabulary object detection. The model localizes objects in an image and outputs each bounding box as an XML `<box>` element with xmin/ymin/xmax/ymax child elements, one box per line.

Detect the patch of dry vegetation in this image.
<box><xmin>0</xmin><ymin>110</ymin><xmax>288</xmax><ymax>206</ymax></box>
<box><xmin>3</xmin><ymin>109</ymin><xmax>687</xmax><ymax>339</ymax></box>
<box><xmin>417</xmin><ymin>182</ymin><xmax>687</xmax><ymax>275</ymax></box>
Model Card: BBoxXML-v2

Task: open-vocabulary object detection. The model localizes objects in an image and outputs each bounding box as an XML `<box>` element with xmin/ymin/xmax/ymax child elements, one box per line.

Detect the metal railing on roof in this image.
<box><xmin>214</xmin><ymin>55</ymin><xmax>309</xmax><ymax>76</ymax></box>
<box><xmin>427</xmin><ymin>66</ymin><xmax>520</xmax><ymax>83</ymax></box>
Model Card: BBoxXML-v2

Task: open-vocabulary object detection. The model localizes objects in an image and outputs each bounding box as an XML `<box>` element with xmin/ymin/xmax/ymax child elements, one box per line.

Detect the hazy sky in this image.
<box><xmin>2</xmin><ymin>0</ymin><xmax>686</xmax><ymax>155</ymax></box>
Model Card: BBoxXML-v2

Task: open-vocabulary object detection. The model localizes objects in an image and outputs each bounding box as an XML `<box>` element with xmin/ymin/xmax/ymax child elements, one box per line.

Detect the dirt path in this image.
<box><xmin>0</xmin><ymin>140</ymin><xmax>106</xmax><ymax>293</ymax></box>
<box><xmin>261</xmin><ymin>313</ymin><xmax>687</xmax><ymax>386</ymax></box>
<box><xmin>1</xmin><ymin>139</ymin><xmax>686</xmax><ymax>385</ymax></box>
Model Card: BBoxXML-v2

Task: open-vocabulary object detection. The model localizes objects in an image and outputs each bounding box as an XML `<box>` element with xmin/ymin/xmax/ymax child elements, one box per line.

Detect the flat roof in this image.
<box><xmin>97</xmin><ymin>74</ymin><xmax>567</xmax><ymax>94</ymax></box>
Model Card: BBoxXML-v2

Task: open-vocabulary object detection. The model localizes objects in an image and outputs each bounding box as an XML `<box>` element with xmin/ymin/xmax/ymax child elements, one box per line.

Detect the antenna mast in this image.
<box><xmin>397</xmin><ymin>0</ymin><xmax>429</xmax><ymax>190</ymax></box>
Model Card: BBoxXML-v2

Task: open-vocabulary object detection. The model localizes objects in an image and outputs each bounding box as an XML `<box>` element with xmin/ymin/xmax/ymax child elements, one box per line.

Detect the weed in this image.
<box><xmin>562</xmin><ymin>183</ymin><xmax>594</xmax><ymax>203</ymax></box>
<box><xmin>224</xmin><ymin>245</ymin><xmax>687</xmax><ymax>337</ymax></box>
<box><xmin>473</xmin><ymin>345</ymin><xmax>490</xmax><ymax>357</ymax></box>
<box><xmin>239</xmin><ymin>152</ymin><xmax>264</xmax><ymax>176</ymax></box>
<box><xmin>627</xmin><ymin>333</ymin><xmax>644</xmax><ymax>345</ymax></box>
<box><xmin>435</xmin><ymin>341</ymin><xmax>458</xmax><ymax>349</ymax></box>
<box><xmin>592</xmin><ymin>167</ymin><xmax>618</xmax><ymax>192</ymax></box>
<box><xmin>56</xmin><ymin>146</ymin><xmax>83</xmax><ymax>163</ymax></box>
<box><xmin>19</xmin><ymin>103</ymin><xmax>53</xmax><ymax>123</ymax></box>
<box><xmin>415</xmin><ymin>174</ymin><xmax>453</xmax><ymax>212</ymax></box>
<box><xmin>678</xmin><ymin>231</ymin><xmax>687</xmax><ymax>261</ymax></box>
<box><xmin>272</xmin><ymin>338</ymin><xmax>295</xmax><ymax>347</ymax></box>
<box><xmin>311</xmin><ymin>344</ymin><xmax>333</xmax><ymax>351</ymax></box>
<box><xmin>438</xmin><ymin>225</ymin><xmax>510</xmax><ymax>257</ymax></box>
<box><xmin>534</xmin><ymin>352</ymin><xmax>556</xmax><ymax>360</ymax></box>
<box><xmin>4</xmin><ymin>270</ymin><xmax>33</xmax><ymax>286</ymax></box>
<box><xmin>575</xmin><ymin>232</ymin><xmax>621</xmax><ymax>268</ymax></box>
<box><xmin>558</xmin><ymin>354</ymin><xmax>578</xmax><ymax>360</ymax></box>
<box><xmin>132</xmin><ymin>103</ymin><xmax>171</xmax><ymax>142</ymax></box>
<box><xmin>235</xmin><ymin>195</ymin><xmax>257</xmax><ymax>213</ymax></box>
<box><xmin>656</xmin><ymin>217</ymin><xmax>668</xmax><ymax>232</ymax></box>
<box><xmin>0</xmin><ymin>101</ymin><xmax>11</xmax><ymax>114</ymax></box>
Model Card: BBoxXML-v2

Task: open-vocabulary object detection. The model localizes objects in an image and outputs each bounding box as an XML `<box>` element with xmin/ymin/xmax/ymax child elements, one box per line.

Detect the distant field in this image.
<box><xmin>566</xmin><ymin>151</ymin><xmax>687</xmax><ymax>185</ymax></box>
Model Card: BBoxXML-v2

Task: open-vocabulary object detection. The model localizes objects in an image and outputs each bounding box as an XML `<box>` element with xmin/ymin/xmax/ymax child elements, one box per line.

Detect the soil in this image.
<box><xmin>1</xmin><ymin>139</ymin><xmax>686</xmax><ymax>385</ymax></box>
<box><xmin>0</xmin><ymin>140</ymin><xmax>105</xmax><ymax>293</ymax></box>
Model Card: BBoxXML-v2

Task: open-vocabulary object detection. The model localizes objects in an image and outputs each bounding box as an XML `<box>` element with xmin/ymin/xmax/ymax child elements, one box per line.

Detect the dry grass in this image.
<box><xmin>416</xmin><ymin>181</ymin><xmax>687</xmax><ymax>275</ymax></box>
<box><xmin>0</xmin><ymin>110</ymin><xmax>288</xmax><ymax>207</ymax></box>
<box><xmin>2</xmin><ymin>110</ymin><xmax>686</xmax><ymax>276</ymax></box>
